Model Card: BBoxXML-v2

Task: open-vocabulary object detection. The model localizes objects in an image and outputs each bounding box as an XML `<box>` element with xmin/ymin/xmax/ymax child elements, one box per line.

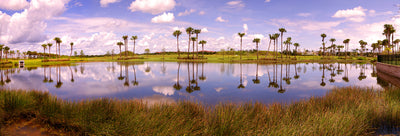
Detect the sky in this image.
<box><xmin>0</xmin><ymin>0</ymin><xmax>399</xmax><ymax>55</ymax></box>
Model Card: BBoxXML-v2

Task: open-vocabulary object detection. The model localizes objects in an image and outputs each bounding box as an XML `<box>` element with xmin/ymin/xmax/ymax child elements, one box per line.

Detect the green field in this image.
<box><xmin>1</xmin><ymin>53</ymin><xmax>376</xmax><ymax>68</ymax></box>
<box><xmin>0</xmin><ymin>87</ymin><xmax>399</xmax><ymax>135</ymax></box>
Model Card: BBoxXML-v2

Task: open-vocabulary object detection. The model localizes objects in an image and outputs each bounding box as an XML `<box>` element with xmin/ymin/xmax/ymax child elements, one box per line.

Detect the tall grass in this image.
<box><xmin>0</xmin><ymin>87</ymin><xmax>399</xmax><ymax>135</ymax></box>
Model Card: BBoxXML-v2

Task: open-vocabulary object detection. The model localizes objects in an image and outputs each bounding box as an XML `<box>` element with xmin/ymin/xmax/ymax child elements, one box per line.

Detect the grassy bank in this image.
<box><xmin>2</xmin><ymin>54</ymin><xmax>375</xmax><ymax>68</ymax></box>
<box><xmin>0</xmin><ymin>87</ymin><xmax>399</xmax><ymax>135</ymax></box>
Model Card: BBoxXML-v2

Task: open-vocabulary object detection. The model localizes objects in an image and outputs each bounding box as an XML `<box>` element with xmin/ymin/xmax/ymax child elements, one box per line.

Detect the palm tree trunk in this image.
<box><xmin>133</xmin><ymin>40</ymin><xmax>136</xmax><ymax>57</ymax></box>
<box><xmin>281</xmin><ymin>33</ymin><xmax>283</xmax><ymax>59</ymax></box>
<box><xmin>256</xmin><ymin>43</ymin><xmax>259</xmax><ymax>60</ymax></box>
<box><xmin>58</xmin><ymin>44</ymin><xmax>61</xmax><ymax>58</ymax></box>
<box><xmin>124</xmin><ymin>39</ymin><xmax>128</xmax><ymax>57</ymax></box>
<box><xmin>196</xmin><ymin>34</ymin><xmax>199</xmax><ymax>58</ymax></box>
<box><xmin>43</xmin><ymin>48</ymin><xmax>46</xmax><ymax>59</ymax></box>
<box><xmin>70</xmin><ymin>46</ymin><xmax>72</xmax><ymax>58</ymax></box>
<box><xmin>267</xmin><ymin>39</ymin><xmax>271</xmax><ymax>58</ymax></box>
<box><xmin>192</xmin><ymin>41</ymin><xmax>195</xmax><ymax>59</ymax></box>
<box><xmin>177</xmin><ymin>37</ymin><xmax>180</xmax><ymax>58</ymax></box>
<box><xmin>240</xmin><ymin>38</ymin><xmax>242</xmax><ymax>60</ymax></box>
<box><xmin>188</xmin><ymin>35</ymin><xmax>191</xmax><ymax>59</ymax></box>
<box><xmin>119</xmin><ymin>47</ymin><xmax>122</xmax><ymax>58</ymax></box>
<box><xmin>202</xmin><ymin>44</ymin><xmax>204</xmax><ymax>58</ymax></box>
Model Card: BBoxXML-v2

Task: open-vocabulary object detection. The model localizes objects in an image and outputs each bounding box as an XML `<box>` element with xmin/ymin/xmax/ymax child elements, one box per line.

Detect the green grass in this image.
<box><xmin>0</xmin><ymin>54</ymin><xmax>375</xmax><ymax>68</ymax></box>
<box><xmin>0</xmin><ymin>87</ymin><xmax>399</xmax><ymax>135</ymax></box>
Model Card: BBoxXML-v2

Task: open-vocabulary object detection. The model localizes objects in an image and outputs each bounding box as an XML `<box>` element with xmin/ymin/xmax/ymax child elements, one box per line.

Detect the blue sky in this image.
<box><xmin>0</xmin><ymin>0</ymin><xmax>398</xmax><ymax>55</ymax></box>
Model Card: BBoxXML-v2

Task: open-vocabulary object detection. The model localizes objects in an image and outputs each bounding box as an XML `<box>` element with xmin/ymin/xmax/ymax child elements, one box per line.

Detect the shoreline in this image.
<box><xmin>0</xmin><ymin>55</ymin><xmax>376</xmax><ymax>68</ymax></box>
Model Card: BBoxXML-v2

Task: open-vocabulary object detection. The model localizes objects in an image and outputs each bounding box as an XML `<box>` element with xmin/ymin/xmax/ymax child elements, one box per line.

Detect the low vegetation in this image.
<box><xmin>0</xmin><ymin>87</ymin><xmax>399</xmax><ymax>135</ymax></box>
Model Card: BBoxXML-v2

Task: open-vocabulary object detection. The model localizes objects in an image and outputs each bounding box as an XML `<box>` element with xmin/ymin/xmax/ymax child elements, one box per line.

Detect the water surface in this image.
<box><xmin>0</xmin><ymin>62</ymin><xmax>386</xmax><ymax>105</ymax></box>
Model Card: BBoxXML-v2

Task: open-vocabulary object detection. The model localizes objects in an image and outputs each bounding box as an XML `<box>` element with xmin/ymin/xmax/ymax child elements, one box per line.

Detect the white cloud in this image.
<box><xmin>0</xmin><ymin>0</ymin><xmax>29</xmax><ymax>10</ymax></box>
<box><xmin>178</xmin><ymin>9</ymin><xmax>195</xmax><ymax>16</ymax></box>
<box><xmin>369</xmin><ymin>10</ymin><xmax>393</xmax><ymax>17</ymax></box>
<box><xmin>100</xmin><ymin>0</ymin><xmax>120</xmax><ymax>7</ymax></box>
<box><xmin>269</xmin><ymin>19</ymin><xmax>341</xmax><ymax>31</ymax></box>
<box><xmin>153</xmin><ymin>86</ymin><xmax>175</xmax><ymax>96</ymax></box>
<box><xmin>265</xmin><ymin>0</ymin><xmax>271</xmax><ymax>2</ymax></box>
<box><xmin>129</xmin><ymin>0</ymin><xmax>176</xmax><ymax>15</ymax></box>
<box><xmin>151</xmin><ymin>12</ymin><xmax>174</xmax><ymax>23</ymax></box>
<box><xmin>216</xmin><ymin>16</ymin><xmax>228</xmax><ymax>22</ymax></box>
<box><xmin>332</xmin><ymin>6</ymin><xmax>367</xmax><ymax>22</ymax></box>
<box><xmin>0</xmin><ymin>0</ymin><xmax>70</xmax><ymax>44</ymax></box>
<box><xmin>243</xmin><ymin>24</ymin><xmax>248</xmax><ymax>33</ymax></box>
<box><xmin>201</xmin><ymin>28</ymin><xmax>208</xmax><ymax>33</ymax></box>
<box><xmin>297</xmin><ymin>13</ymin><xmax>311</xmax><ymax>17</ymax></box>
<box><xmin>226</xmin><ymin>0</ymin><xmax>245</xmax><ymax>8</ymax></box>
<box><xmin>199</xmin><ymin>11</ymin><xmax>205</xmax><ymax>15</ymax></box>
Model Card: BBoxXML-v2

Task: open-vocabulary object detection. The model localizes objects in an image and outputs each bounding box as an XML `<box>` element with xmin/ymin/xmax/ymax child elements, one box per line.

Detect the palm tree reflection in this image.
<box><xmin>132</xmin><ymin>65</ymin><xmax>139</xmax><ymax>86</ymax></box>
<box><xmin>55</xmin><ymin>67</ymin><xmax>63</xmax><ymax>88</ymax></box>
<box><xmin>199</xmin><ymin>63</ymin><xmax>206</xmax><ymax>81</ymax></box>
<box><xmin>252</xmin><ymin>63</ymin><xmax>260</xmax><ymax>84</ymax></box>
<box><xmin>238</xmin><ymin>63</ymin><xmax>245</xmax><ymax>89</ymax></box>
<box><xmin>342</xmin><ymin>63</ymin><xmax>349</xmax><ymax>82</ymax></box>
<box><xmin>173</xmin><ymin>62</ymin><xmax>181</xmax><ymax>90</ymax></box>
<box><xmin>278</xmin><ymin>64</ymin><xmax>286</xmax><ymax>93</ymax></box>
<box><xmin>186</xmin><ymin>63</ymin><xmax>194</xmax><ymax>93</ymax></box>
<box><xmin>320</xmin><ymin>64</ymin><xmax>326</xmax><ymax>87</ymax></box>
<box><xmin>124</xmin><ymin>64</ymin><xmax>129</xmax><ymax>86</ymax></box>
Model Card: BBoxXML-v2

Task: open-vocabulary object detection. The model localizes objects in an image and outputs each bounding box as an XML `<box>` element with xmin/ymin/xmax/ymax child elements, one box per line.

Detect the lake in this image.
<box><xmin>0</xmin><ymin>62</ymin><xmax>388</xmax><ymax>105</ymax></box>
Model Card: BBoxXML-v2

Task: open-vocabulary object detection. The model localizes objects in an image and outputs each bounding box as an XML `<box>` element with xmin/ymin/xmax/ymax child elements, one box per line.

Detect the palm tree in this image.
<box><xmin>117</xmin><ymin>41</ymin><xmax>124</xmax><ymax>58</ymax></box>
<box><xmin>186</xmin><ymin>27</ymin><xmax>194</xmax><ymax>58</ymax></box>
<box><xmin>329</xmin><ymin>38</ymin><xmax>336</xmax><ymax>56</ymax></box>
<box><xmin>41</xmin><ymin>44</ymin><xmax>47</xmax><ymax>59</ymax></box>
<box><xmin>173</xmin><ymin>30</ymin><xmax>182</xmax><ymax>57</ymax></box>
<box><xmin>238</xmin><ymin>33</ymin><xmax>245</xmax><ymax>60</ymax></box>
<box><xmin>130</xmin><ymin>35</ymin><xmax>138</xmax><ymax>56</ymax></box>
<box><xmin>122</xmin><ymin>35</ymin><xmax>128</xmax><ymax>57</ymax></box>
<box><xmin>47</xmin><ymin>43</ymin><xmax>53</xmax><ymax>58</ymax></box>
<box><xmin>383</xmin><ymin>24</ymin><xmax>395</xmax><ymax>46</ymax></box>
<box><xmin>293</xmin><ymin>43</ymin><xmax>299</xmax><ymax>58</ymax></box>
<box><xmin>191</xmin><ymin>37</ymin><xmax>197</xmax><ymax>59</ymax></box>
<box><xmin>4</xmin><ymin>46</ymin><xmax>9</xmax><ymax>61</ymax></box>
<box><xmin>359</xmin><ymin>40</ymin><xmax>367</xmax><ymax>56</ymax></box>
<box><xmin>343</xmin><ymin>39</ymin><xmax>350</xmax><ymax>59</ymax></box>
<box><xmin>273</xmin><ymin>33</ymin><xmax>280</xmax><ymax>59</ymax></box>
<box><xmin>199</xmin><ymin>40</ymin><xmax>207</xmax><ymax>58</ymax></box>
<box><xmin>279</xmin><ymin>28</ymin><xmax>287</xmax><ymax>59</ymax></box>
<box><xmin>194</xmin><ymin>29</ymin><xmax>201</xmax><ymax>57</ymax></box>
<box><xmin>337</xmin><ymin>45</ymin><xmax>344</xmax><ymax>56</ymax></box>
<box><xmin>383</xmin><ymin>39</ymin><xmax>390</xmax><ymax>54</ymax></box>
<box><xmin>53</xmin><ymin>37</ymin><xmax>62</xmax><ymax>59</ymax></box>
<box><xmin>394</xmin><ymin>39</ymin><xmax>400</xmax><ymax>54</ymax></box>
<box><xmin>0</xmin><ymin>44</ymin><xmax>3</xmax><ymax>61</ymax></box>
<box><xmin>321</xmin><ymin>34</ymin><xmax>327</xmax><ymax>57</ymax></box>
<box><xmin>285</xmin><ymin>37</ymin><xmax>292</xmax><ymax>58</ymax></box>
<box><xmin>70</xmin><ymin>42</ymin><xmax>74</xmax><ymax>58</ymax></box>
<box><xmin>253</xmin><ymin>38</ymin><xmax>261</xmax><ymax>60</ymax></box>
<box><xmin>377</xmin><ymin>40</ymin><xmax>383</xmax><ymax>54</ymax></box>
<box><xmin>266</xmin><ymin>34</ymin><xmax>273</xmax><ymax>58</ymax></box>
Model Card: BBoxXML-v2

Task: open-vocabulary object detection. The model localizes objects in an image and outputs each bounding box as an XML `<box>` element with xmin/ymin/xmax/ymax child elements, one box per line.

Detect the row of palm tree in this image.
<box><xmin>116</xmin><ymin>35</ymin><xmax>138</xmax><ymax>58</ymax></box>
<box><xmin>320</xmin><ymin>24</ymin><xmax>400</xmax><ymax>58</ymax></box>
<box><xmin>0</xmin><ymin>45</ymin><xmax>10</xmax><ymax>61</ymax></box>
<box><xmin>173</xmin><ymin>27</ymin><xmax>207</xmax><ymax>59</ymax></box>
<box><xmin>242</xmin><ymin>28</ymin><xmax>300</xmax><ymax>61</ymax></box>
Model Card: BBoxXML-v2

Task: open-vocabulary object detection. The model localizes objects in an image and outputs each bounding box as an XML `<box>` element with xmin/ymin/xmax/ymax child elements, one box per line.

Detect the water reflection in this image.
<box><xmin>0</xmin><ymin>62</ymin><xmax>393</xmax><ymax>105</ymax></box>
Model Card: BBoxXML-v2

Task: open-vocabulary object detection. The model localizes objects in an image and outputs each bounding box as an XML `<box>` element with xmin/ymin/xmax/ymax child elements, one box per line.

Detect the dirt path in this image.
<box><xmin>3</xmin><ymin>119</ymin><xmax>64</xmax><ymax>136</ymax></box>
